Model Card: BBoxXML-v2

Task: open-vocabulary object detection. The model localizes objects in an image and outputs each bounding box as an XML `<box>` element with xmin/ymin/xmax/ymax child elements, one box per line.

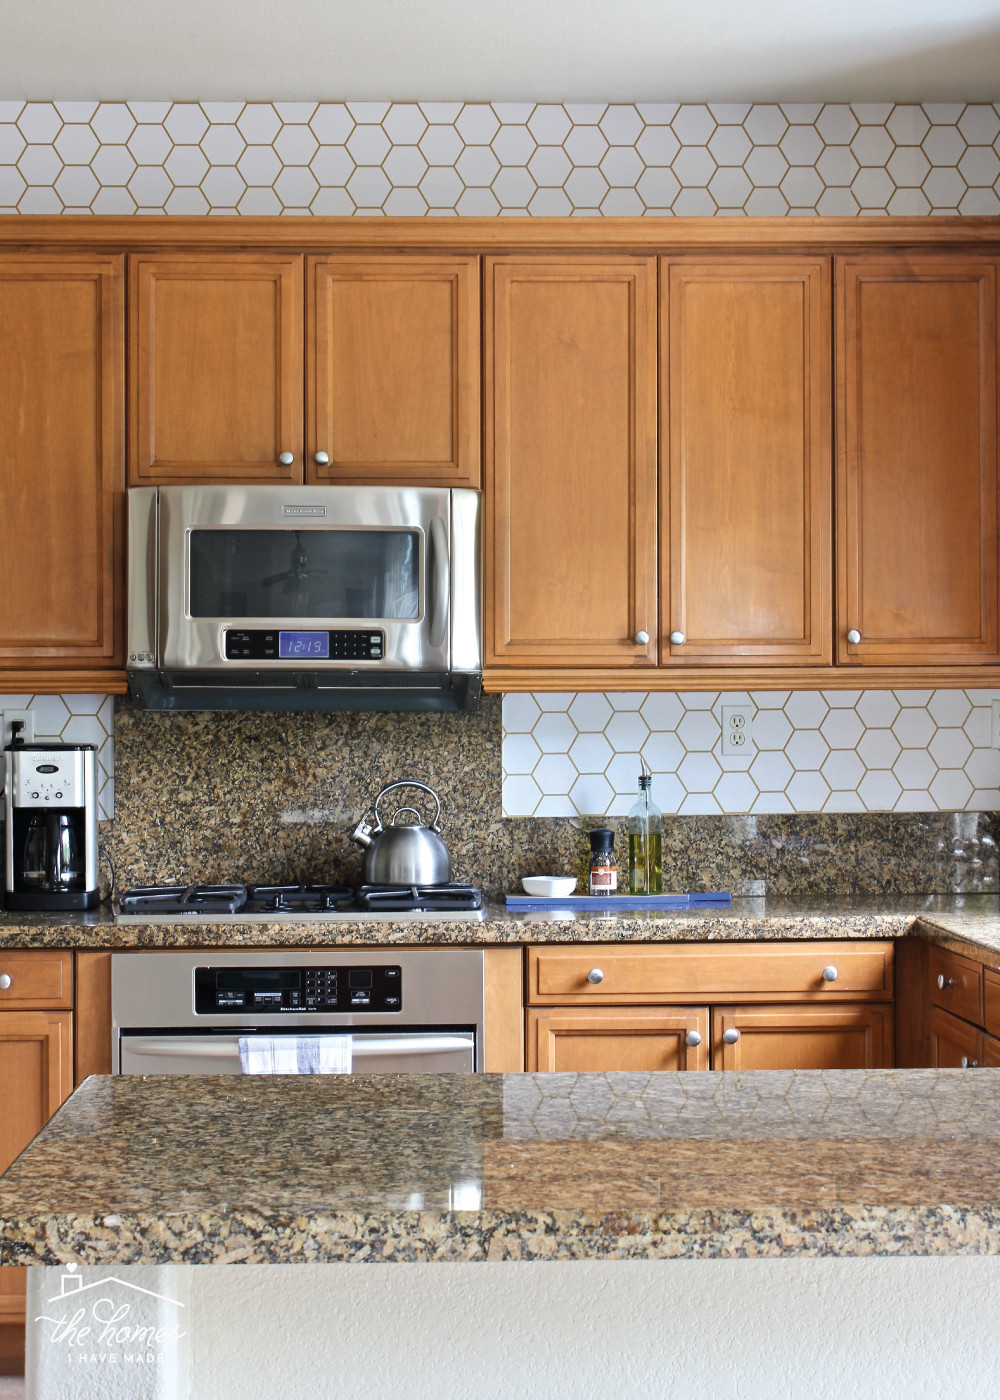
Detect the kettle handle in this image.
<box><xmin>373</xmin><ymin>779</ymin><xmax>443</xmax><ymax>832</ymax></box>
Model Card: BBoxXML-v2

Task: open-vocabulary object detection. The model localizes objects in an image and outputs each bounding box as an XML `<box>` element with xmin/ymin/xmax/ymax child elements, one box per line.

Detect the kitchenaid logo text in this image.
<box><xmin>282</xmin><ymin>504</ymin><xmax>327</xmax><ymax>516</ymax></box>
<box><xmin>34</xmin><ymin>1266</ymin><xmax>186</xmax><ymax>1369</ymax></box>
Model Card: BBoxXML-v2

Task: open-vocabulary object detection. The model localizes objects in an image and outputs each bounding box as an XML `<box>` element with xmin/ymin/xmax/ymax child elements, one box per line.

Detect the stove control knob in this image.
<box><xmin>587</xmin><ymin>968</ymin><xmax>604</xmax><ymax>985</ymax></box>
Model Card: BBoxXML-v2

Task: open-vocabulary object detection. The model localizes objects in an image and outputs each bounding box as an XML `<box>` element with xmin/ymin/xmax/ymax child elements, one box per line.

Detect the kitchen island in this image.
<box><xmin>3</xmin><ymin>1068</ymin><xmax>1000</xmax><ymax>1265</ymax></box>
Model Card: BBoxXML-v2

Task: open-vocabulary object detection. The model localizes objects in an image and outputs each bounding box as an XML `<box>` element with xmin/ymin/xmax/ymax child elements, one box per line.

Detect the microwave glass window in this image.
<box><xmin>188</xmin><ymin>529</ymin><xmax>420</xmax><ymax>619</ymax></box>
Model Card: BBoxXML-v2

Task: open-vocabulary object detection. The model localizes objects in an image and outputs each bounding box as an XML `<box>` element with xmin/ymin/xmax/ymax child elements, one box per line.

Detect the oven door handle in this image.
<box><xmin>428</xmin><ymin>514</ymin><xmax>450</xmax><ymax>649</ymax></box>
<box><xmin>121</xmin><ymin>1034</ymin><xmax>475</xmax><ymax>1059</ymax></box>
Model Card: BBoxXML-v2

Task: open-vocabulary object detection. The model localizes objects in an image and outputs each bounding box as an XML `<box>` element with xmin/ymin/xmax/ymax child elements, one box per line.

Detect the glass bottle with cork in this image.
<box><xmin>628</xmin><ymin>758</ymin><xmax>662</xmax><ymax>894</ymax></box>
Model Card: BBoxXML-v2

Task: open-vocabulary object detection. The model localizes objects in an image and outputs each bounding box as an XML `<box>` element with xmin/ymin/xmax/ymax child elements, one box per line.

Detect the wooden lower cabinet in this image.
<box><xmin>929</xmin><ymin>1005</ymin><xmax>984</xmax><ymax>1068</ymax></box>
<box><xmin>982</xmin><ymin>1032</ymin><xmax>1000</xmax><ymax>1067</ymax></box>
<box><xmin>713</xmin><ymin>1004</ymin><xmax>892</xmax><ymax>1071</ymax></box>
<box><xmin>0</xmin><ymin>1009</ymin><xmax>74</xmax><ymax>1369</ymax></box>
<box><xmin>527</xmin><ymin>1005</ymin><xmax>710</xmax><ymax>1072</ymax></box>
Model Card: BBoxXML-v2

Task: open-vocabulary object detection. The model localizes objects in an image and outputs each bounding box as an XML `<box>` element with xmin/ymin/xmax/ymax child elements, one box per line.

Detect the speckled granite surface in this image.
<box><xmin>0</xmin><ymin>895</ymin><xmax>947</xmax><ymax>948</ymax></box>
<box><xmin>103</xmin><ymin>697</ymin><xmax>999</xmax><ymax>899</ymax></box>
<box><xmin>3</xmin><ymin>1070</ymin><xmax>1000</xmax><ymax>1264</ymax></box>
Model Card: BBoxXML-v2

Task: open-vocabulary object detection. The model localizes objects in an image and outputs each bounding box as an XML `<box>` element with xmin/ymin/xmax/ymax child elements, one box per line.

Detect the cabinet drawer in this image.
<box><xmin>0</xmin><ymin>950</ymin><xmax>72</xmax><ymax>1009</ymax></box>
<box><xmin>928</xmin><ymin>946</ymin><xmax>982</xmax><ymax>1026</ymax></box>
<box><xmin>526</xmin><ymin>942</ymin><xmax>893</xmax><ymax>1004</ymax></box>
<box><xmin>984</xmin><ymin>968</ymin><xmax>1000</xmax><ymax>1038</ymax></box>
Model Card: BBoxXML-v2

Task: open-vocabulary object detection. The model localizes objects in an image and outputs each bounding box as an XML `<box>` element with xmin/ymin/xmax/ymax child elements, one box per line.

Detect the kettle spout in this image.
<box><xmin>350</xmin><ymin>814</ymin><xmax>375</xmax><ymax>848</ymax></box>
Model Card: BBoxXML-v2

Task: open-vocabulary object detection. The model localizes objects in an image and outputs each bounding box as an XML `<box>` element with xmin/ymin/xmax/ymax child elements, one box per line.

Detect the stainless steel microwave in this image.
<box><xmin>126</xmin><ymin>485</ymin><xmax>482</xmax><ymax>712</ymax></box>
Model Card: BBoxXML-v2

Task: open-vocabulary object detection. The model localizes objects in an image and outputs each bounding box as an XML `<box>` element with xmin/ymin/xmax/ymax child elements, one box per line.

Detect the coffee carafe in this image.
<box><xmin>4</xmin><ymin>743</ymin><xmax>99</xmax><ymax>910</ymax></box>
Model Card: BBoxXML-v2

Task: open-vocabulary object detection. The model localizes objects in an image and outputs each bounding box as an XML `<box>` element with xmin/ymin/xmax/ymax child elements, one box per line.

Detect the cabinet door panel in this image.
<box><xmin>528</xmin><ymin>1005</ymin><xmax>709</xmax><ymax>1072</ymax></box>
<box><xmin>713</xmin><ymin>1004</ymin><xmax>891</xmax><ymax>1070</ymax></box>
<box><xmin>837</xmin><ymin>257</ymin><xmax>999</xmax><ymax>663</ymax></box>
<box><xmin>927</xmin><ymin>945</ymin><xmax>983</xmax><ymax>1025</ymax></box>
<box><xmin>0</xmin><ymin>256</ymin><xmax>123</xmax><ymax>666</ymax></box>
<box><xmin>662</xmin><ymin>257</ymin><xmax>831</xmax><ymax>664</ymax></box>
<box><xmin>929</xmin><ymin>1006</ymin><xmax>983</xmax><ymax>1068</ymax></box>
<box><xmin>486</xmin><ymin>257</ymin><xmax>658</xmax><ymax>667</ymax></box>
<box><xmin>308</xmin><ymin>255</ymin><xmax>479</xmax><ymax>485</ymax></box>
<box><xmin>0</xmin><ymin>1011</ymin><xmax>73</xmax><ymax>1335</ymax></box>
<box><xmin>130</xmin><ymin>254</ymin><xmax>303</xmax><ymax>483</ymax></box>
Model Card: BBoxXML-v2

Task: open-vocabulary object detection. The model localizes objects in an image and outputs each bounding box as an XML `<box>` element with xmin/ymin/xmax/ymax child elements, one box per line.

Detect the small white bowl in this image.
<box><xmin>521</xmin><ymin>876</ymin><xmax>578</xmax><ymax>898</ymax></box>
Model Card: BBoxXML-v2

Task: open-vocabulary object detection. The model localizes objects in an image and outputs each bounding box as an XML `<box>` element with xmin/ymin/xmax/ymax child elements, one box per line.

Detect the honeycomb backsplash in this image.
<box><xmin>502</xmin><ymin>690</ymin><xmax>1000</xmax><ymax>817</ymax></box>
<box><xmin>0</xmin><ymin>694</ymin><xmax>114</xmax><ymax>817</ymax></box>
<box><xmin>2</xmin><ymin>101</ymin><xmax>1000</xmax><ymax>215</ymax></box>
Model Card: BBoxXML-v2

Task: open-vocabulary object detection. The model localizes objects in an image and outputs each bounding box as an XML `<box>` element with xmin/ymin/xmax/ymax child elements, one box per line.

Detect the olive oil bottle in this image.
<box><xmin>627</xmin><ymin>761</ymin><xmax>662</xmax><ymax>894</ymax></box>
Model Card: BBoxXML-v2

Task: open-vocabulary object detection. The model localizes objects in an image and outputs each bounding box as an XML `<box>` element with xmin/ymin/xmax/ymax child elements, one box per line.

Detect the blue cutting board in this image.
<box><xmin>505</xmin><ymin>892</ymin><xmax>731</xmax><ymax>912</ymax></box>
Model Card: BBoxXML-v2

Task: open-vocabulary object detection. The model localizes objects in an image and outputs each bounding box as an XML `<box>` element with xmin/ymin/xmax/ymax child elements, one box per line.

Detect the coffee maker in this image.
<box><xmin>4</xmin><ymin>741</ymin><xmax>100</xmax><ymax>910</ymax></box>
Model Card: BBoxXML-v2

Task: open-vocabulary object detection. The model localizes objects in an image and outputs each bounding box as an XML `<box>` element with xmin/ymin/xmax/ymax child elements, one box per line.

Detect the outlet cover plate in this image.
<box><xmin>721</xmin><ymin>705</ymin><xmax>753</xmax><ymax>757</ymax></box>
<box><xmin>2</xmin><ymin>708</ymin><xmax>34</xmax><ymax>752</ymax></box>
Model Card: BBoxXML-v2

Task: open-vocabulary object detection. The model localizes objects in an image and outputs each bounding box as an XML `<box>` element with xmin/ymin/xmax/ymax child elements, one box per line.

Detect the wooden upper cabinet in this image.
<box><xmin>837</xmin><ymin>256</ymin><xmax>999</xmax><ymax>664</ymax></box>
<box><xmin>661</xmin><ymin>257</ymin><xmax>832</xmax><ymax>665</ymax></box>
<box><xmin>0</xmin><ymin>255</ymin><xmax>123</xmax><ymax>669</ymax></box>
<box><xmin>485</xmin><ymin>256</ymin><xmax>658</xmax><ymax>667</ymax></box>
<box><xmin>307</xmin><ymin>255</ymin><xmax>480</xmax><ymax>486</ymax></box>
<box><xmin>129</xmin><ymin>253</ymin><xmax>304</xmax><ymax>484</ymax></box>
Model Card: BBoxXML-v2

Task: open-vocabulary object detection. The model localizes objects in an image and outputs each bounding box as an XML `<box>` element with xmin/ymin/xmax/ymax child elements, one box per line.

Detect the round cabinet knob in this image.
<box><xmin>278</xmin><ymin>452</ymin><xmax>295</xmax><ymax>466</ymax></box>
<box><xmin>314</xmin><ymin>451</ymin><xmax>330</xmax><ymax>466</ymax></box>
<box><xmin>846</xmin><ymin>629</ymin><xmax>862</xmax><ymax>645</ymax></box>
<box><xmin>685</xmin><ymin>1030</ymin><xmax>702</xmax><ymax>1047</ymax></box>
<box><xmin>634</xmin><ymin>630</ymin><xmax>650</xmax><ymax>646</ymax></box>
<box><xmin>822</xmin><ymin>965</ymin><xmax>838</xmax><ymax>983</ymax></box>
<box><xmin>722</xmin><ymin>1028</ymin><xmax>740</xmax><ymax>1045</ymax></box>
<box><xmin>669</xmin><ymin>631</ymin><xmax>686</xmax><ymax>646</ymax></box>
<box><xmin>0</xmin><ymin>974</ymin><xmax>10</xmax><ymax>990</ymax></box>
<box><xmin>937</xmin><ymin>975</ymin><xmax>956</xmax><ymax>990</ymax></box>
<box><xmin>961</xmin><ymin>1056</ymin><xmax>979</xmax><ymax>1069</ymax></box>
<box><xmin>587</xmin><ymin>968</ymin><xmax>604</xmax><ymax>985</ymax></box>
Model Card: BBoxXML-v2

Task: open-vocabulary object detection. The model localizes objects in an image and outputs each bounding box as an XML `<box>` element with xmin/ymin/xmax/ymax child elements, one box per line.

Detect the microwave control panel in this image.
<box><xmin>224</xmin><ymin>629</ymin><xmax>384</xmax><ymax>661</ymax></box>
<box><xmin>194</xmin><ymin>965</ymin><xmax>402</xmax><ymax>1013</ymax></box>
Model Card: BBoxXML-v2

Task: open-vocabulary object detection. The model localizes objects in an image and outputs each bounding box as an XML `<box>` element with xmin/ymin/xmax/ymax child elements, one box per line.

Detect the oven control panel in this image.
<box><xmin>194</xmin><ymin>965</ymin><xmax>402</xmax><ymax>1013</ymax></box>
<box><xmin>223</xmin><ymin>629</ymin><xmax>384</xmax><ymax>662</ymax></box>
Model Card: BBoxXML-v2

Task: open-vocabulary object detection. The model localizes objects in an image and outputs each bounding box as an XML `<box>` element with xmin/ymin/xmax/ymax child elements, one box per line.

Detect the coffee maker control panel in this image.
<box><xmin>14</xmin><ymin>752</ymin><xmax>88</xmax><ymax>808</ymax></box>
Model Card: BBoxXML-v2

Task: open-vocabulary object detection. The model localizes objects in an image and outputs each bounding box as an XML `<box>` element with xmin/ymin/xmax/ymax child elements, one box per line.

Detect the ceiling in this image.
<box><xmin>1</xmin><ymin>0</ymin><xmax>999</xmax><ymax>102</ymax></box>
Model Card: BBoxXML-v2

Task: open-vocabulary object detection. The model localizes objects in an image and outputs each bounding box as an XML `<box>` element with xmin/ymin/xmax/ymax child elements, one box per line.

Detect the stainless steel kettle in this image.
<box><xmin>350</xmin><ymin>779</ymin><xmax>452</xmax><ymax>886</ymax></box>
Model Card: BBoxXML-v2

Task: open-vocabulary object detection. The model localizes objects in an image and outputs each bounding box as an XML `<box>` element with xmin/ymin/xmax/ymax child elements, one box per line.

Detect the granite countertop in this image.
<box><xmin>2</xmin><ymin>1069</ymin><xmax>1000</xmax><ymax>1265</ymax></box>
<box><xmin>2</xmin><ymin>894</ymin><xmax>997</xmax><ymax>949</ymax></box>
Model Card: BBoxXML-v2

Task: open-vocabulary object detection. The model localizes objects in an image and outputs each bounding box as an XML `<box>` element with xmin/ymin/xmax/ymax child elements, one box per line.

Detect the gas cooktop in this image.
<box><xmin>115</xmin><ymin>882</ymin><xmax>485</xmax><ymax>923</ymax></box>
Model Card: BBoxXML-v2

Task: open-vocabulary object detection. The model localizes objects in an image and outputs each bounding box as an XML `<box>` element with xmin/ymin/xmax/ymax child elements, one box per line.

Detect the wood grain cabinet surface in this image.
<box><xmin>0</xmin><ymin>254</ymin><xmax>124</xmax><ymax>681</ymax></box>
<box><xmin>929</xmin><ymin>1005</ymin><xmax>984</xmax><ymax>1068</ymax></box>
<box><xmin>307</xmin><ymin>255</ymin><xmax>480</xmax><ymax>486</ymax></box>
<box><xmin>527</xmin><ymin>1004</ymin><xmax>709</xmax><ymax>1072</ymax></box>
<box><xmin>129</xmin><ymin>253</ymin><xmax>304</xmax><ymax>484</ymax></box>
<box><xmin>484</xmin><ymin>256</ymin><xmax>658</xmax><ymax>669</ymax></box>
<box><xmin>713</xmin><ymin>1003</ymin><xmax>891</xmax><ymax>1071</ymax></box>
<box><xmin>837</xmin><ymin>255</ymin><xmax>1000</xmax><ymax>665</ymax></box>
<box><xmin>660</xmin><ymin>256</ymin><xmax>832</xmax><ymax>666</ymax></box>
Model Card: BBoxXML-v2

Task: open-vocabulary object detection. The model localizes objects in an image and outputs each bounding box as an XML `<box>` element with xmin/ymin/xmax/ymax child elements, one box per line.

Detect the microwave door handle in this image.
<box><xmin>428</xmin><ymin>515</ymin><xmax>450</xmax><ymax>649</ymax></box>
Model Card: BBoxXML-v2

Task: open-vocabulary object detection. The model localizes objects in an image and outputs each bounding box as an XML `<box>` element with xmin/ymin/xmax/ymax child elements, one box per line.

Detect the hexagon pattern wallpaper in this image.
<box><xmin>502</xmin><ymin>690</ymin><xmax>1000</xmax><ymax>817</ymax></box>
<box><xmin>1</xmin><ymin>100</ymin><xmax>1000</xmax><ymax>215</ymax></box>
<box><xmin>4</xmin><ymin>99</ymin><xmax>1000</xmax><ymax>819</ymax></box>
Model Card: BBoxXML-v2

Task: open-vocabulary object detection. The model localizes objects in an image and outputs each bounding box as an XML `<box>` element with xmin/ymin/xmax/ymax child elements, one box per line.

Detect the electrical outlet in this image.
<box><xmin>992</xmin><ymin>699</ymin><xmax>1000</xmax><ymax>749</ymax></box>
<box><xmin>721</xmin><ymin>705</ymin><xmax>753</xmax><ymax>757</ymax></box>
<box><xmin>2</xmin><ymin>708</ymin><xmax>34</xmax><ymax>751</ymax></box>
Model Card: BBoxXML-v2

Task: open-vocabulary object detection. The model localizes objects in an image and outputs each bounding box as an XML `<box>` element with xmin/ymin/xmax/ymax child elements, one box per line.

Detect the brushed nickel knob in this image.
<box><xmin>961</xmin><ymin>1056</ymin><xmax>979</xmax><ymax>1069</ymax></box>
<box><xmin>634</xmin><ymin>630</ymin><xmax>650</xmax><ymax>646</ymax></box>
<box><xmin>822</xmin><ymin>965</ymin><xmax>838</xmax><ymax>982</ymax></box>
<box><xmin>587</xmin><ymin>968</ymin><xmax>604</xmax><ymax>985</ymax></box>
<box><xmin>278</xmin><ymin>452</ymin><xmax>294</xmax><ymax>466</ymax></box>
<box><xmin>938</xmin><ymin>975</ymin><xmax>956</xmax><ymax>990</ymax></box>
<box><xmin>0</xmin><ymin>974</ymin><xmax>10</xmax><ymax>990</ymax></box>
<box><xmin>722</xmin><ymin>1028</ymin><xmax>740</xmax><ymax>1045</ymax></box>
<box><xmin>669</xmin><ymin>631</ymin><xmax>686</xmax><ymax>645</ymax></box>
<box><xmin>314</xmin><ymin>451</ymin><xmax>330</xmax><ymax>466</ymax></box>
<box><xmin>846</xmin><ymin>629</ymin><xmax>862</xmax><ymax>645</ymax></box>
<box><xmin>685</xmin><ymin>1030</ymin><xmax>702</xmax><ymax>1047</ymax></box>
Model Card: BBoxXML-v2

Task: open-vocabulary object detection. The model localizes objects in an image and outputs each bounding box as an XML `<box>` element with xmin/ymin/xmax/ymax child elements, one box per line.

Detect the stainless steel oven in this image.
<box><xmin>126</xmin><ymin>484</ymin><xmax>482</xmax><ymax>711</ymax></box>
<box><xmin>111</xmin><ymin>948</ymin><xmax>486</xmax><ymax>1074</ymax></box>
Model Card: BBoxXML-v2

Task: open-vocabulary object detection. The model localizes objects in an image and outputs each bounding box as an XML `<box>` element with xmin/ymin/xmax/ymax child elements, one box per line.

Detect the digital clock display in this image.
<box><xmin>279</xmin><ymin>630</ymin><xmax>330</xmax><ymax>659</ymax></box>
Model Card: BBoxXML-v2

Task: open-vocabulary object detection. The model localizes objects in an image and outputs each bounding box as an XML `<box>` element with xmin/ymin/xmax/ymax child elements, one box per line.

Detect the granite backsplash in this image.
<box><xmin>100</xmin><ymin>696</ymin><xmax>998</xmax><ymax>899</ymax></box>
